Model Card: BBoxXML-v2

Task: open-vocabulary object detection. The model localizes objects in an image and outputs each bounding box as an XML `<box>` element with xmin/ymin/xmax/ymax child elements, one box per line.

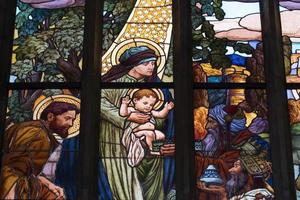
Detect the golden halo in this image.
<box><xmin>110</xmin><ymin>38</ymin><xmax>166</xmax><ymax>75</ymax></box>
<box><xmin>33</xmin><ymin>95</ymin><xmax>80</xmax><ymax>140</ymax></box>
<box><xmin>126</xmin><ymin>88</ymin><xmax>165</xmax><ymax>110</ymax></box>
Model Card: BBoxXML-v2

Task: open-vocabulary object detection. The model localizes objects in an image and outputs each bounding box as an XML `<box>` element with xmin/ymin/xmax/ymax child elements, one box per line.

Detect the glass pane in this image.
<box><xmin>194</xmin><ymin>89</ymin><xmax>274</xmax><ymax>199</ymax></box>
<box><xmin>99</xmin><ymin>88</ymin><xmax>175</xmax><ymax>199</ymax></box>
<box><xmin>101</xmin><ymin>0</ymin><xmax>173</xmax><ymax>83</ymax></box>
<box><xmin>1</xmin><ymin>89</ymin><xmax>80</xmax><ymax>199</ymax></box>
<box><xmin>10</xmin><ymin>0</ymin><xmax>84</xmax><ymax>83</ymax></box>
<box><xmin>279</xmin><ymin>3</ymin><xmax>300</xmax><ymax>83</ymax></box>
<box><xmin>288</xmin><ymin>89</ymin><xmax>300</xmax><ymax>198</ymax></box>
<box><xmin>192</xmin><ymin>1</ymin><xmax>265</xmax><ymax>83</ymax></box>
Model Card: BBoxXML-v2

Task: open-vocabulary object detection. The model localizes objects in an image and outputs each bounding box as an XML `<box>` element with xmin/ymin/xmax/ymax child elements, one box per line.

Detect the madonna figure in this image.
<box><xmin>99</xmin><ymin>46</ymin><xmax>175</xmax><ymax>200</ymax></box>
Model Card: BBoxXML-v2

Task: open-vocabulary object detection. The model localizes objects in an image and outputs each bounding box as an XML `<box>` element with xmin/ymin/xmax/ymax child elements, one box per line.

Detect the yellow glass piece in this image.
<box><xmin>102</xmin><ymin>0</ymin><xmax>173</xmax><ymax>79</ymax></box>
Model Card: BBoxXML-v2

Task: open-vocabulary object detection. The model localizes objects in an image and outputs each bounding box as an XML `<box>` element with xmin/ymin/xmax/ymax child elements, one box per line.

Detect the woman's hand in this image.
<box><xmin>160</xmin><ymin>143</ymin><xmax>175</xmax><ymax>156</ymax></box>
<box><xmin>127</xmin><ymin>112</ymin><xmax>150</xmax><ymax>124</ymax></box>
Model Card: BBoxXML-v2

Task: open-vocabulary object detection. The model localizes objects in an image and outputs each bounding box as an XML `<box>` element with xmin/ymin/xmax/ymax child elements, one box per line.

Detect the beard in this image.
<box><xmin>226</xmin><ymin>172</ymin><xmax>248</xmax><ymax>198</ymax></box>
<box><xmin>49</xmin><ymin>121</ymin><xmax>70</xmax><ymax>138</ymax></box>
<box><xmin>203</xmin><ymin>128</ymin><xmax>220</xmax><ymax>156</ymax></box>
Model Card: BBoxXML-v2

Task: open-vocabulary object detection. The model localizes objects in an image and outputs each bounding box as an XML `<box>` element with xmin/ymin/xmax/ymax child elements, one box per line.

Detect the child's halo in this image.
<box><xmin>126</xmin><ymin>88</ymin><xmax>165</xmax><ymax>110</ymax></box>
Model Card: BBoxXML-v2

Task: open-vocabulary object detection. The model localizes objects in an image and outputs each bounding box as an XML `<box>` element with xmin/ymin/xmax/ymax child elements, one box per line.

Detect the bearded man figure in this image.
<box><xmin>0</xmin><ymin>101</ymin><xmax>79</xmax><ymax>200</ymax></box>
<box><xmin>226</xmin><ymin>159</ymin><xmax>252</xmax><ymax>198</ymax></box>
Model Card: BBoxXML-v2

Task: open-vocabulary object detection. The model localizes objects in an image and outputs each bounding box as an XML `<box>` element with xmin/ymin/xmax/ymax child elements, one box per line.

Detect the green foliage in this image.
<box><xmin>54</xmin><ymin>28</ymin><xmax>84</xmax><ymax>58</ymax></box>
<box><xmin>42</xmin><ymin>89</ymin><xmax>63</xmax><ymax>97</ymax></box>
<box><xmin>193</xmin><ymin>47</ymin><xmax>210</xmax><ymax>60</ymax></box>
<box><xmin>13</xmin><ymin>1</ymin><xmax>85</xmax><ymax>83</ymax></box>
<box><xmin>15</xmin><ymin>7</ymin><xmax>34</xmax><ymax>29</ymax></box>
<box><xmin>191</xmin><ymin>0</ymin><xmax>232</xmax><ymax>68</ymax></box>
<box><xmin>232</xmin><ymin>43</ymin><xmax>254</xmax><ymax>54</ymax></box>
<box><xmin>212</xmin><ymin>0</ymin><xmax>222</xmax><ymax>7</ymax></box>
<box><xmin>202</xmin><ymin>4</ymin><xmax>214</xmax><ymax>16</ymax></box>
<box><xmin>39</xmin><ymin>49</ymin><xmax>61</xmax><ymax>65</ymax></box>
<box><xmin>164</xmin><ymin>39</ymin><xmax>173</xmax><ymax>77</ymax></box>
<box><xmin>201</xmin><ymin>21</ymin><xmax>215</xmax><ymax>39</ymax></box>
<box><xmin>43</xmin><ymin>73</ymin><xmax>65</xmax><ymax>82</ymax></box>
<box><xmin>15</xmin><ymin>0</ymin><xmax>50</xmax><ymax>39</ymax></box>
<box><xmin>11</xmin><ymin>59</ymin><xmax>34</xmax><ymax>80</ymax></box>
<box><xmin>15</xmin><ymin>36</ymin><xmax>48</xmax><ymax>60</ymax></box>
<box><xmin>210</xmin><ymin>54</ymin><xmax>231</xmax><ymax>69</ymax></box>
<box><xmin>7</xmin><ymin>89</ymin><xmax>63</xmax><ymax>123</ymax></box>
<box><xmin>102</xmin><ymin>0</ymin><xmax>134</xmax><ymax>52</ymax></box>
<box><xmin>191</xmin><ymin>0</ymin><xmax>253</xmax><ymax>69</ymax></box>
<box><xmin>7</xmin><ymin>91</ymin><xmax>32</xmax><ymax>122</ymax></box>
<box><xmin>214</xmin><ymin>7</ymin><xmax>225</xmax><ymax>20</ymax></box>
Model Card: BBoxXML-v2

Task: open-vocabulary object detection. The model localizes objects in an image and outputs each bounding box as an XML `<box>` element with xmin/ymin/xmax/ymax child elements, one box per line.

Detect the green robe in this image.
<box><xmin>100</xmin><ymin>74</ymin><xmax>164</xmax><ymax>200</ymax></box>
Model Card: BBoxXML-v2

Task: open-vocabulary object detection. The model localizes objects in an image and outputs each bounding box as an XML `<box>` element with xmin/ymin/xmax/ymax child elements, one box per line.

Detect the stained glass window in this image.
<box><xmin>99</xmin><ymin>1</ymin><xmax>175</xmax><ymax>198</ymax></box>
<box><xmin>99</xmin><ymin>88</ymin><xmax>175</xmax><ymax>199</ymax></box>
<box><xmin>0</xmin><ymin>0</ymin><xmax>298</xmax><ymax>199</ymax></box>
<box><xmin>1</xmin><ymin>1</ymin><xmax>84</xmax><ymax>199</ymax></box>
<box><xmin>279</xmin><ymin>1</ymin><xmax>300</xmax><ymax>83</ymax></box>
<box><xmin>288</xmin><ymin>90</ymin><xmax>300</xmax><ymax>199</ymax></box>
<box><xmin>192</xmin><ymin>1</ymin><xmax>264</xmax><ymax>83</ymax></box>
<box><xmin>101</xmin><ymin>0</ymin><xmax>173</xmax><ymax>82</ymax></box>
<box><xmin>10</xmin><ymin>0</ymin><xmax>85</xmax><ymax>83</ymax></box>
<box><xmin>2</xmin><ymin>89</ymin><xmax>80</xmax><ymax>199</ymax></box>
<box><xmin>194</xmin><ymin>89</ymin><xmax>274</xmax><ymax>199</ymax></box>
<box><xmin>191</xmin><ymin>0</ymin><xmax>277</xmax><ymax>198</ymax></box>
<box><xmin>280</xmin><ymin>1</ymin><xmax>300</xmax><ymax>198</ymax></box>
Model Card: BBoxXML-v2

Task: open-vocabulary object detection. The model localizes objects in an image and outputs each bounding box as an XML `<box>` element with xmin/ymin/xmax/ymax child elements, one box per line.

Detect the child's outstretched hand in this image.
<box><xmin>122</xmin><ymin>95</ymin><xmax>131</xmax><ymax>104</ymax></box>
<box><xmin>165</xmin><ymin>102</ymin><xmax>174</xmax><ymax>110</ymax></box>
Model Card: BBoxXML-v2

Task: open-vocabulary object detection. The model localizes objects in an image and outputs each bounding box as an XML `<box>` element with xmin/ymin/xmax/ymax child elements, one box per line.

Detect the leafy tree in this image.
<box><xmin>13</xmin><ymin>0</ymin><xmax>84</xmax><ymax>83</ymax></box>
<box><xmin>7</xmin><ymin>88</ymin><xmax>65</xmax><ymax>124</ymax></box>
<box><xmin>9</xmin><ymin>0</ymin><xmax>83</xmax><ymax>123</ymax></box>
<box><xmin>191</xmin><ymin>0</ymin><xmax>254</xmax><ymax>69</ymax></box>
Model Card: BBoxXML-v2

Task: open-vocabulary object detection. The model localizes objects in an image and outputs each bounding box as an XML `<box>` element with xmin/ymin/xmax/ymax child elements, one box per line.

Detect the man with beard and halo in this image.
<box><xmin>0</xmin><ymin>101</ymin><xmax>79</xmax><ymax>200</ymax></box>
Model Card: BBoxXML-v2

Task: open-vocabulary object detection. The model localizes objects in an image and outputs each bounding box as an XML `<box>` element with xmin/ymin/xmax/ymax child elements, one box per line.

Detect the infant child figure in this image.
<box><xmin>120</xmin><ymin>89</ymin><xmax>174</xmax><ymax>155</ymax></box>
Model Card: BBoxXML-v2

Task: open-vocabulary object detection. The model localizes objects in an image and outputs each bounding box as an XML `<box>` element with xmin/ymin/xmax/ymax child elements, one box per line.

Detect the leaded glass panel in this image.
<box><xmin>194</xmin><ymin>89</ymin><xmax>274</xmax><ymax>199</ymax></box>
<box><xmin>192</xmin><ymin>1</ymin><xmax>265</xmax><ymax>83</ymax></box>
<box><xmin>10</xmin><ymin>0</ymin><xmax>85</xmax><ymax>83</ymax></box>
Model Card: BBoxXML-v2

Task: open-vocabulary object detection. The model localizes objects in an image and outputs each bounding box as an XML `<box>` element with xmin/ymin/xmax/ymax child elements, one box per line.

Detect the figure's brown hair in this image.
<box><xmin>133</xmin><ymin>89</ymin><xmax>158</xmax><ymax>103</ymax></box>
<box><xmin>40</xmin><ymin>101</ymin><xmax>80</xmax><ymax>120</ymax></box>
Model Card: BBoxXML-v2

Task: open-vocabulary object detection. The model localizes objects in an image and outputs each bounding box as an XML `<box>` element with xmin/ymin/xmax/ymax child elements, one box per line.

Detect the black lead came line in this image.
<box><xmin>7</xmin><ymin>82</ymin><xmax>81</xmax><ymax>90</ymax></box>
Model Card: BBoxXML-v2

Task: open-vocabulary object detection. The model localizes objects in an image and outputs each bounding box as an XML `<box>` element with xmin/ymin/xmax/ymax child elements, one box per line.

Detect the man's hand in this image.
<box><xmin>197</xmin><ymin>181</ymin><xmax>227</xmax><ymax>200</ymax></box>
<box><xmin>38</xmin><ymin>176</ymin><xmax>65</xmax><ymax>199</ymax></box>
<box><xmin>160</xmin><ymin>143</ymin><xmax>175</xmax><ymax>156</ymax></box>
<box><xmin>127</xmin><ymin>112</ymin><xmax>150</xmax><ymax>124</ymax></box>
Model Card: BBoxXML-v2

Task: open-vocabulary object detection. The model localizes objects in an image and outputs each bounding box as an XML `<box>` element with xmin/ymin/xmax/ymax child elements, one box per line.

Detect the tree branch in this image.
<box><xmin>57</xmin><ymin>57</ymin><xmax>81</xmax><ymax>82</ymax></box>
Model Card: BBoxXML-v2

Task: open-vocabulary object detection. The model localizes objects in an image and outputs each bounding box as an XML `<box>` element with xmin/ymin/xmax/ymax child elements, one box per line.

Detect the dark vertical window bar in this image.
<box><xmin>78</xmin><ymin>0</ymin><xmax>101</xmax><ymax>199</ymax></box>
<box><xmin>173</xmin><ymin>0</ymin><xmax>195</xmax><ymax>199</ymax></box>
<box><xmin>260</xmin><ymin>0</ymin><xmax>296</xmax><ymax>199</ymax></box>
<box><xmin>0</xmin><ymin>0</ymin><xmax>17</xmax><ymax>165</ymax></box>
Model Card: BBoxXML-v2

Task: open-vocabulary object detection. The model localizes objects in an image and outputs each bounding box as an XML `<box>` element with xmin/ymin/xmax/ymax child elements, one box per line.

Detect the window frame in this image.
<box><xmin>0</xmin><ymin>0</ymin><xmax>297</xmax><ymax>199</ymax></box>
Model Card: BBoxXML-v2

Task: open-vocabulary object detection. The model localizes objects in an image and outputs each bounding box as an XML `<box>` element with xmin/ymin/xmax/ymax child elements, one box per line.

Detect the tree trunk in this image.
<box><xmin>57</xmin><ymin>57</ymin><xmax>81</xmax><ymax>82</ymax></box>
